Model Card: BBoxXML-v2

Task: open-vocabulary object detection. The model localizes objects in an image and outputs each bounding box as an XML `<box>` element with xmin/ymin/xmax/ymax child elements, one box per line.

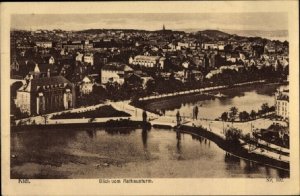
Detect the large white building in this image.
<box><xmin>129</xmin><ymin>55</ymin><xmax>166</xmax><ymax>69</ymax></box>
<box><xmin>79</xmin><ymin>76</ymin><xmax>95</xmax><ymax>95</ymax></box>
<box><xmin>101</xmin><ymin>62</ymin><xmax>133</xmax><ymax>85</ymax></box>
<box><xmin>36</xmin><ymin>41</ymin><xmax>53</xmax><ymax>48</ymax></box>
<box><xmin>275</xmin><ymin>89</ymin><xmax>289</xmax><ymax>119</ymax></box>
<box><xmin>84</xmin><ymin>54</ymin><xmax>94</xmax><ymax>65</ymax></box>
<box><xmin>76</xmin><ymin>53</ymin><xmax>84</xmax><ymax>62</ymax></box>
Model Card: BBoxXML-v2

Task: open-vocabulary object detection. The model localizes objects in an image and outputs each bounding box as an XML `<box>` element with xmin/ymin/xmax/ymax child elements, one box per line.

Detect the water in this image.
<box><xmin>11</xmin><ymin>83</ymin><xmax>289</xmax><ymax>178</ymax></box>
<box><xmin>11</xmin><ymin>127</ymin><xmax>288</xmax><ymax>178</ymax></box>
<box><xmin>145</xmin><ymin>84</ymin><xmax>288</xmax><ymax>120</ymax></box>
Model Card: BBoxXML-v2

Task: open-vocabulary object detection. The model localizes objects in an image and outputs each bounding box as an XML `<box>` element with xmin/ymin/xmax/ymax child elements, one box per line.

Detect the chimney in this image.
<box><xmin>47</xmin><ymin>69</ymin><xmax>51</xmax><ymax>78</ymax></box>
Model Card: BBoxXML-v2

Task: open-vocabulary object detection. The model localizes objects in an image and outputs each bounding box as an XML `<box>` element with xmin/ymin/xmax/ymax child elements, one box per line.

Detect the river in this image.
<box><xmin>144</xmin><ymin>83</ymin><xmax>288</xmax><ymax>119</ymax></box>
<box><xmin>11</xmin><ymin>83</ymin><xmax>289</xmax><ymax>178</ymax></box>
<box><xmin>11</xmin><ymin>127</ymin><xmax>289</xmax><ymax>178</ymax></box>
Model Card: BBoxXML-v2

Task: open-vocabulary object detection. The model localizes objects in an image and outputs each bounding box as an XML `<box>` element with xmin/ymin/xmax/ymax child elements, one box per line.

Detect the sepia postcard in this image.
<box><xmin>1</xmin><ymin>1</ymin><xmax>299</xmax><ymax>195</ymax></box>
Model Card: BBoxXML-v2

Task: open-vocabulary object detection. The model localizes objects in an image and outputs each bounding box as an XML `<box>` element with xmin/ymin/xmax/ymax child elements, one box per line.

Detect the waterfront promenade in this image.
<box><xmin>138</xmin><ymin>80</ymin><xmax>266</xmax><ymax>101</ymax></box>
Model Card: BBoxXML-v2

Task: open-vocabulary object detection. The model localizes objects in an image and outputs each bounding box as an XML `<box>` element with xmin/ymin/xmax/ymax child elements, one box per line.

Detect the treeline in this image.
<box><xmin>220</xmin><ymin>103</ymin><xmax>275</xmax><ymax>122</ymax></box>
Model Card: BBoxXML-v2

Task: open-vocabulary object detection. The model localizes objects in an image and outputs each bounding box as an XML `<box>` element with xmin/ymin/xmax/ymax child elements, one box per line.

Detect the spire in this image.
<box><xmin>34</xmin><ymin>64</ymin><xmax>40</xmax><ymax>73</ymax></box>
<box><xmin>163</xmin><ymin>24</ymin><xmax>165</xmax><ymax>31</ymax></box>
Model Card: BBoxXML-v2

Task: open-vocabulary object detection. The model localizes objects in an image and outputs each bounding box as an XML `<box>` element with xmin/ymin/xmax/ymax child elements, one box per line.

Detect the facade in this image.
<box><xmin>129</xmin><ymin>55</ymin><xmax>166</xmax><ymax>69</ymax></box>
<box><xmin>275</xmin><ymin>89</ymin><xmax>289</xmax><ymax>119</ymax></box>
<box><xmin>36</xmin><ymin>41</ymin><xmax>53</xmax><ymax>48</ymax></box>
<box><xmin>48</xmin><ymin>56</ymin><xmax>55</xmax><ymax>64</ymax></box>
<box><xmin>15</xmin><ymin>76</ymin><xmax>75</xmax><ymax>115</ymax></box>
<box><xmin>264</xmin><ymin>43</ymin><xmax>276</xmax><ymax>53</ymax></box>
<box><xmin>62</xmin><ymin>41</ymin><xmax>84</xmax><ymax>51</ymax></box>
<box><xmin>79</xmin><ymin>76</ymin><xmax>94</xmax><ymax>95</ymax></box>
<box><xmin>125</xmin><ymin>73</ymin><xmax>154</xmax><ymax>89</ymax></box>
<box><xmin>203</xmin><ymin>43</ymin><xmax>218</xmax><ymax>50</ymax></box>
<box><xmin>76</xmin><ymin>53</ymin><xmax>84</xmax><ymax>62</ymax></box>
<box><xmin>84</xmin><ymin>54</ymin><xmax>94</xmax><ymax>65</ymax></box>
<box><xmin>101</xmin><ymin>62</ymin><xmax>133</xmax><ymax>84</ymax></box>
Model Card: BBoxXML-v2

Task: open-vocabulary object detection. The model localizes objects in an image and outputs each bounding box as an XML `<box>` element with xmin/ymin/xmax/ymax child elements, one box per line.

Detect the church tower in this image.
<box><xmin>163</xmin><ymin>24</ymin><xmax>166</xmax><ymax>31</ymax></box>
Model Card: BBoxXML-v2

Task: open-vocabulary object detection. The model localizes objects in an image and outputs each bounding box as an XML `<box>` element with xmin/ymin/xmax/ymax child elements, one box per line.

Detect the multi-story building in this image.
<box><xmin>203</xmin><ymin>43</ymin><xmax>218</xmax><ymax>50</ymax></box>
<box><xmin>15</xmin><ymin>75</ymin><xmax>76</xmax><ymax>115</ymax></box>
<box><xmin>76</xmin><ymin>53</ymin><xmax>84</xmax><ymax>62</ymax></box>
<box><xmin>35</xmin><ymin>41</ymin><xmax>53</xmax><ymax>48</ymax></box>
<box><xmin>79</xmin><ymin>76</ymin><xmax>95</xmax><ymax>95</ymax></box>
<box><xmin>129</xmin><ymin>55</ymin><xmax>166</xmax><ymax>69</ymax></box>
<box><xmin>264</xmin><ymin>42</ymin><xmax>276</xmax><ymax>53</ymax></box>
<box><xmin>101</xmin><ymin>62</ymin><xmax>133</xmax><ymax>84</ymax></box>
<box><xmin>62</xmin><ymin>41</ymin><xmax>84</xmax><ymax>51</ymax></box>
<box><xmin>84</xmin><ymin>54</ymin><xmax>94</xmax><ymax>65</ymax></box>
<box><xmin>275</xmin><ymin>89</ymin><xmax>289</xmax><ymax>119</ymax></box>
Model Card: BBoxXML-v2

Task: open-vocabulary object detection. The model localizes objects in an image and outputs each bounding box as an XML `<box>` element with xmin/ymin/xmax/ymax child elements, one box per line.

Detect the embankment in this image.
<box><xmin>11</xmin><ymin>120</ymin><xmax>151</xmax><ymax>132</ymax></box>
<box><xmin>179</xmin><ymin>125</ymin><xmax>289</xmax><ymax>171</ymax></box>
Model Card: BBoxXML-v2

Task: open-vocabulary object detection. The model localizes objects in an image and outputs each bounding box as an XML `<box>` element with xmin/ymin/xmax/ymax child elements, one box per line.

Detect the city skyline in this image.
<box><xmin>11</xmin><ymin>13</ymin><xmax>288</xmax><ymax>32</ymax></box>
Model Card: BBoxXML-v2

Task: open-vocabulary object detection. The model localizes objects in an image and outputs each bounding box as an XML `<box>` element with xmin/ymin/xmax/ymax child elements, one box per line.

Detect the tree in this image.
<box><xmin>145</xmin><ymin>79</ymin><xmax>156</xmax><ymax>94</ymax></box>
<box><xmin>250</xmin><ymin>110</ymin><xmax>257</xmax><ymax>120</ymax></box>
<box><xmin>225</xmin><ymin>127</ymin><xmax>242</xmax><ymax>146</ymax></box>
<box><xmin>229</xmin><ymin>106</ymin><xmax>238</xmax><ymax>121</ymax></box>
<box><xmin>261</xmin><ymin>103</ymin><xmax>269</xmax><ymax>115</ymax></box>
<box><xmin>221</xmin><ymin>112</ymin><xmax>228</xmax><ymax>121</ymax></box>
<box><xmin>239</xmin><ymin>111</ymin><xmax>250</xmax><ymax>122</ymax></box>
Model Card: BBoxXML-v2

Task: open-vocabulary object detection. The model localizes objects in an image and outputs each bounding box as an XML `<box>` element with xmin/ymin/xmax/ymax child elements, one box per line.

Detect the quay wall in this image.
<box><xmin>179</xmin><ymin>125</ymin><xmax>289</xmax><ymax>171</ymax></box>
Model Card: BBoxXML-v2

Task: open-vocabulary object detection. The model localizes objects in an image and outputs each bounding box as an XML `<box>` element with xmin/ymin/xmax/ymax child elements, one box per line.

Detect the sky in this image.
<box><xmin>11</xmin><ymin>13</ymin><xmax>288</xmax><ymax>32</ymax></box>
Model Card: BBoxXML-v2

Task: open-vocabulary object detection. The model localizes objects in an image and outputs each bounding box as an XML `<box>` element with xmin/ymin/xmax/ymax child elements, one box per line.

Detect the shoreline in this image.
<box><xmin>178</xmin><ymin>125</ymin><xmax>289</xmax><ymax>172</ymax></box>
<box><xmin>11</xmin><ymin>120</ymin><xmax>151</xmax><ymax>132</ymax></box>
<box><xmin>132</xmin><ymin>80</ymin><xmax>287</xmax><ymax>114</ymax></box>
<box><xmin>11</xmin><ymin>119</ymin><xmax>290</xmax><ymax>172</ymax></box>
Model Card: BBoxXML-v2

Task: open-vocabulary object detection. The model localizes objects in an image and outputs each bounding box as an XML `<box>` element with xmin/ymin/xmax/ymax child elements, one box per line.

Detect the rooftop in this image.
<box><xmin>18</xmin><ymin>76</ymin><xmax>72</xmax><ymax>92</ymax></box>
<box><xmin>134</xmin><ymin>55</ymin><xmax>161</xmax><ymax>61</ymax></box>
<box><xmin>102</xmin><ymin>62</ymin><xmax>133</xmax><ymax>72</ymax></box>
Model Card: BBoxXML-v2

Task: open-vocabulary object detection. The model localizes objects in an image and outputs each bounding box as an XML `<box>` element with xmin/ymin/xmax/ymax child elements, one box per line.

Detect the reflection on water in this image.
<box><xmin>176</xmin><ymin>130</ymin><xmax>183</xmax><ymax>160</ymax></box>
<box><xmin>86</xmin><ymin>129</ymin><xmax>96</xmax><ymax>138</ymax></box>
<box><xmin>11</xmin><ymin>127</ymin><xmax>289</xmax><ymax>178</ymax></box>
<box><xmin>105</xmin><ymin>128</ymin><xmax>134</xmax><ymax>135</ymax></box>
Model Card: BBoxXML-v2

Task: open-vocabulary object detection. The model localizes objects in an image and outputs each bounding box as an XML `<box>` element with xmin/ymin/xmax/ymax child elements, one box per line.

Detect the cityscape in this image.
<box><xmin>10</xmin><ymin>13</ymin><xmax>289</xmax><ymax>179</ymax></box>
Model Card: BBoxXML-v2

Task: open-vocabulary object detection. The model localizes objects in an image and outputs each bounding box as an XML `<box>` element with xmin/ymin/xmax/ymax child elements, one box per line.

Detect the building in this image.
<box><xmin>48</xmin><ymin>56</ymin><xmax>55</xmax><ymax>64</ymax></box>
<box><xmin>129</xmin><ymin>55</ymin><xmax>166</xmax><ymax>69</ymax></box>
<box><xmin>62</xmin><ymin>41</ymin><xmax>84</xmax><ymax>51</ymax></box>
<box><xmin>15</xmin><ymin>75</ymin><xmax>76</xmax><ymax>115</ymax></box>
<box><xmin>205</xmin><ymin>69</ymin><xmax>222</xmax><ymax>79</ymax></box>
<box><xmin>83</xmin><ymin>54</ymin><xmax>94</xmax><ymax>65</ymax></box>
<box><xmin>76</xmin><ymin>53</ymin><xmax>84</xmax><ymax>62</ymax></box>
<box><xmin>35</xmin><ymin>41</ymin><xmax>52</xmax><ymax>48</ymax></box>
<box><xmin>275</xmin><ymin>89</ymin><xmax>289</xmax><ymax>119</ymax></box>
<box><xmin>176</xmin><ymin>42</ymin><xmax>190</xmax><ymax>50</ymax></box>
<box><xmin>125</xmin><ymin>73</ymin><xmax>154</xmax><ymax>90</ymax></box>
<box><xmin>84</xmin><ymin>40</ymin><xmax>94</xmax><ymax>50</ymax></box>
<box><xmin>203</xmin><ymin>43</ymin><xmax>218</xmax><ymax>50</ymax></box>
<box><xmin>101</xmin><ymin>62</ymin><xmax>133</xmax><ymax>84</ymax></box>
<box><xmin>79</xmin><ymin>76</ymin><xmax>95</xmax><ymax>95</ymax></box>
<box><xmin>264</xmin><ymin>42</ymin><xmax>276</xmax><ymax>53</ymax></box>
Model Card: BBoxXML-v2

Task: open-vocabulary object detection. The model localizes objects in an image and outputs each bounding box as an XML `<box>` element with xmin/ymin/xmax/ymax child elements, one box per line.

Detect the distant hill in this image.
<box><xmin>197</xmin><ymin>30</ymin><xmax>230</xmax><ymax>38</ymax></box>
<box><xmin>222</xmin><ymin>29</ymin><xmax>288</xmax><ymax>42</ymax></box>
<box><xmin>177</xmin><ymin>28</ymin><xmax>288</xmax><ymax>42</ymax></box>
<box><xmin>192</xmin><ymin>30</ymin><xmax>231</xmax><ymax>41</ymax></box>
<box><xmin>77</xmin><ymin>28</ymin><xmax>185</xmax><ymax>35</ymax></box>
<box><xmin>77</xmin><ymin>28</ymin><xmax>149</xmax><ymax>34</ymax></box>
